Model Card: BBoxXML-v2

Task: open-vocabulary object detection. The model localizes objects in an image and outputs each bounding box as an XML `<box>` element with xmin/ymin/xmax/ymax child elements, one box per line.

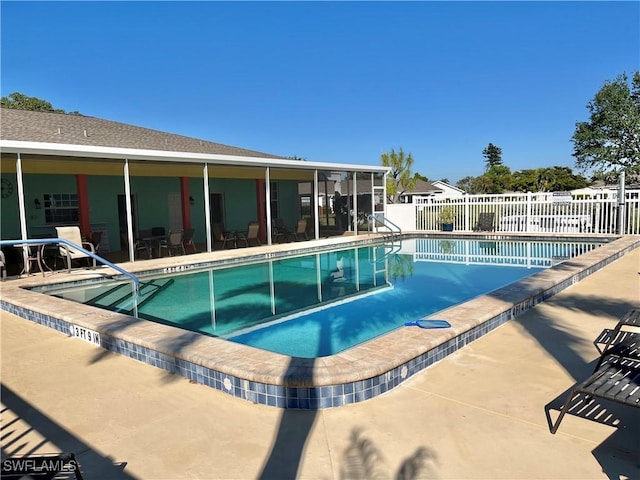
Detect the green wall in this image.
<box><xmin>1</xmin><ymin>173</ymin><xmax>300</xmax><ymax>249</ymax></box>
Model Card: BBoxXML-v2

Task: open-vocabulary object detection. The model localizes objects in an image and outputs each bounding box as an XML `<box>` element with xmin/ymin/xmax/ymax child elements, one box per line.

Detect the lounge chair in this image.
<box><xmin>55</xmin><ymin>226</ymin><xmax>96</xmax><ymax>271</ymax></box>
<box><xmin>473</xmin><ymin>212</ymin><xmax>495</xmax><ymax>232</ymax></box>
<box><xmin>546</xmin><ymin>310</ymin><xmax>640</xmax><ymax>434</ymax></box>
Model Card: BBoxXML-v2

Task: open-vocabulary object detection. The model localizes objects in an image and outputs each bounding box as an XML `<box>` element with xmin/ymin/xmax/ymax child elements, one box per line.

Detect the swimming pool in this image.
<box><xmin>42</xmin><ymin>237</ymin><xmax>603</xmax><ymax>357</ymax></box>
<box><xmin>5</xmin><ymin>233</ymin><xmax>637</xmax><ymax>408</ymax></box>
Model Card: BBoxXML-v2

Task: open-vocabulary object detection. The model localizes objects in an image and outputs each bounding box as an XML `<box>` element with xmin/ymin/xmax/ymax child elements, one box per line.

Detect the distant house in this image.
<box><xmin>398</xmin><ymin>179</ymin><xmax>465</xmax><ymax>203</ymax></box>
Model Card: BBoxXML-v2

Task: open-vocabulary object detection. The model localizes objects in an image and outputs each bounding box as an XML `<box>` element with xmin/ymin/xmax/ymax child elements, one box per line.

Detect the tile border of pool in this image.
<box><xmin>2</xmin><ymin>233</ymin><xmax>639</xmax><ymax>409</ymax></box>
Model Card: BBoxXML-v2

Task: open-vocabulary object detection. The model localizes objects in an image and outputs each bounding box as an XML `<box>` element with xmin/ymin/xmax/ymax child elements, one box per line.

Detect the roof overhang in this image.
<box><xmin>0</xmin><ymin>140</ymin><xmax>390</xmax><ymax>174</ymax></box>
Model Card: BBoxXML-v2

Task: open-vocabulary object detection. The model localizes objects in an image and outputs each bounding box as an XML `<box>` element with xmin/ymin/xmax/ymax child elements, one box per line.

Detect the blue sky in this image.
<box><xmin>1</xmin><ymin>1</ymin><xmax>638</xmax><ymax>184</ymax></box>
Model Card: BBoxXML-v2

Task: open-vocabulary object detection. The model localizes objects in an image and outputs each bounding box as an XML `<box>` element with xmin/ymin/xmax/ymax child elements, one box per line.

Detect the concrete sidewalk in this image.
<box><xmin>1</xmin><ymin>248</ymin><xmax>639</xmax><ymax>479</ymax></box>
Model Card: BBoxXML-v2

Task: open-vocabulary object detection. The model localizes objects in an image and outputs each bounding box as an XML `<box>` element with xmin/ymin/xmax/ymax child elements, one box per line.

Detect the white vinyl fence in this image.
<box><xmin>386</xmin><ymin>190</ymin><xmax>640</xmax><ymax>235</ymax></box>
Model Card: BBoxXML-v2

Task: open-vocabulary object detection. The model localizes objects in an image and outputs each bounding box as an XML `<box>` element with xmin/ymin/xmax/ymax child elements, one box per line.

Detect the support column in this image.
<box><xmin>124</xmin><ymin>159</ymin><xmax>135</xmax><ymax>262</ymax></box>
<box><xmin>180</xmin><ymin>177</ymin><xmax>192</xmax><ymax>230</ymax></box>
<box><xmin>265</xmin><ymin>168</ymin><xmax>272</xmax><ymax>245</ymax></box>
<box><xmin>203</xmin><ymin>164</ymin><xmax>212</xmax><ymax>253</ymax></box>
<box><xmin>76</xmin><ymin>174</ymin><xmax>91</xmax><ymax>238</ymax></box>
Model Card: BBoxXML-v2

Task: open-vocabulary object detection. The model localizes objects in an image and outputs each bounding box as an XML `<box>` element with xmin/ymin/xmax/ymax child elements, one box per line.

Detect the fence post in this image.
<box><xmin>465</xmin><ymin>194</ymin><xmax>470</xmax><ymax>231</ymax></box>
<box><xmin>526</xmin><ymin>192</ymin><xmax>532</xmax><ymax>233</ymax></box>
<box><xmin>618</xmin><ymin>172</ymin><xmax>626</xmax><ymax>235</ymax></box>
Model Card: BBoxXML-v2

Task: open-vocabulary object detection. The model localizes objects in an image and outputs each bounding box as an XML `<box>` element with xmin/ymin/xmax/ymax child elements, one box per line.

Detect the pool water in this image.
<box><xmin>46</xmin><ymin>238</ymin><xmax>602</xmax><ymax>358</ymax></box>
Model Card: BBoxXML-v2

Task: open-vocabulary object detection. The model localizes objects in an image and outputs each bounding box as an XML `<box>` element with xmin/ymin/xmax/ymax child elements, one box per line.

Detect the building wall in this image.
<box><xmin>1</xmin><ymin>172</ymin><xmax>303</xmax><ymax>248</ymax></box>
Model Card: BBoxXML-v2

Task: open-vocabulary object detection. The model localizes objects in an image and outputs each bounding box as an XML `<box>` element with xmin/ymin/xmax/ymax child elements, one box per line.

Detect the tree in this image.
<box><xmin>572</xmin><ymin>72</ymin><xmax>640</xmax><ymax>184</ymax></box>
<box><xmin>1</xmin><ymin>92</ymin><xmax>80</xmax><ymax>114</ymax></box>
<box><xmin>1</xmin><ymin>92</ymin><xmax>64</xmax><ymax>112</ymax></box>
<box><xmin>482</xmin><ymin>143</ymin><xmax>503</xmax><ymax>170</ymax></box>
<box><xmin>456</xmin><ymin>176</ymin><xmax>477</xmax><ymax>193</ymax></box>
<box><xmin>380</xmin><ymin>147</ymin><xmax>417</xmax><ymax>203</ymax></box>
<box><xmin>479</xmin><ymin>165</ymin><xmax>512</xmax><ymax>193</ymax></box>
<box><xmin>413</xmin><ymin>172</ymin><xmax>429</xmax><ymax>182</ymax></box>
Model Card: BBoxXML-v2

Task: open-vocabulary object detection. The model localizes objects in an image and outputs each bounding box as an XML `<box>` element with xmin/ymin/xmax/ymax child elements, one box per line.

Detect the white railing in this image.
<box><xmin>388</xmin><ymin>190</ymin><xmax>640</xmax><ymax>235</ymax></box>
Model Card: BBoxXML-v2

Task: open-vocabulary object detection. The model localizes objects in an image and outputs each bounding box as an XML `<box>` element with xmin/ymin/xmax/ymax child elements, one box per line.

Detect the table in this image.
<box><xmin>15</xmin><ymin>243</ymin><xmax>51</xmax><ymax>276</ymax></box>
<box><xmin>141</xmin><ymin>235</ymin><xmax>167</xmax><ymax>258</ymax></box>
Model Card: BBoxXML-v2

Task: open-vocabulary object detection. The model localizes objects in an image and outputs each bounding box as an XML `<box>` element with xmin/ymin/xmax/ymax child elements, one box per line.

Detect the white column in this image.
<box><xmin>16</xmin><ymin>153</ymin><xmax>27</xmax><ymax>241</ymax></box>
<box><xmin>352</xmin><ymin>172</ymin><xmax>358</xmax><ymax>235</ymax></box>
<box><xmin>203</xmin><ymin>163</ymin><xmax>212</xmax><ymax>252</ymax></box>
<box><xmin>123</xmin><ymin>159</ymin><xmax>135</xmax><ymax>262</ymax></box>
<box><xmin>313</xmin><ymin>169</ymin><xmax>319</xmax><ymax>239</ymax></box>
<box><xmin>265</xmin><ymin>167</ymin><xmax>272</xmax><ymax>245</ymax></box>
<box><xmin>15</xmin><ymin>153</ymin><xmax>30</xmax><ymax>271</ymax></box>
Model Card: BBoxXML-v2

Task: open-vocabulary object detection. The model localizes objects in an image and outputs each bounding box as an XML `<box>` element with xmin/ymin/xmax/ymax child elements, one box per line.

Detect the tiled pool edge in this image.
<box><xmin>2</xmin><ymin>235</ymin><xmax>638</xmax><ymax>409</ymax></box>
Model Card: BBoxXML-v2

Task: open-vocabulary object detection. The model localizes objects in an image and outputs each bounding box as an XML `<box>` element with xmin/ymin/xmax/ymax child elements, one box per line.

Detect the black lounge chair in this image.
<box><xmin>473</xmin><ymin>212</ymin><xmax>495</xmax><ymax>232</ymax></box>
<box><xmin>547</xmin><ymin>313</ymin><xmax>640</xmax><ymax>434</ymax></box>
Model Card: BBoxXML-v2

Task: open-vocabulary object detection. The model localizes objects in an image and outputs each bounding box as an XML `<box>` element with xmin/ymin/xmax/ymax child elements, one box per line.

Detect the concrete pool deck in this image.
<box><xmin>1</xmin><ymin>235</ymin><xmax>639</xmax><ymax>478</ymax></box>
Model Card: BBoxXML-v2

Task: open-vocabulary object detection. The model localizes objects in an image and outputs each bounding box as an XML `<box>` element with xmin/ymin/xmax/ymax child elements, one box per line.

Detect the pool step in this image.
<box><xmin>85</xmin><ymin>278</ymin><xmax>174</xmax><ymax>313</ymax></box>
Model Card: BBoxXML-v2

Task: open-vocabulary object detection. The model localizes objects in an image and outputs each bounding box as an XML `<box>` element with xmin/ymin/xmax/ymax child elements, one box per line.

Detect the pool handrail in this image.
<box><xmin>368</xmin><ymin>214</ymin><xmax>402</xmax><ymax>236</ymax></box>
<box><xmin>0</xmin><ymin>238</ymin><xmax>140</xmax><ymax>290</ymax></box>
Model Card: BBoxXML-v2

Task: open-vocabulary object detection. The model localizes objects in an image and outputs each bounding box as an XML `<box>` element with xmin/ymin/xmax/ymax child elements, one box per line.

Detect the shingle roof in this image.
<box><xmin>405</xmin><ymin>179</ymin><xmax>442</xmax><ymax>194</ymax></box>
<box><xmin>0</xmin><ymin>107</ymin><xmax>286</xmax><ymax>159</ymax></box>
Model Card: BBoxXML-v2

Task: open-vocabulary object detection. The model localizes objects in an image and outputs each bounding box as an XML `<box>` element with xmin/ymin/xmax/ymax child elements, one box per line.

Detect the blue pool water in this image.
<box><xmin>46</xmin><ymin>238</ymin><xmax>602</xmax><ymax>358</ymax></box>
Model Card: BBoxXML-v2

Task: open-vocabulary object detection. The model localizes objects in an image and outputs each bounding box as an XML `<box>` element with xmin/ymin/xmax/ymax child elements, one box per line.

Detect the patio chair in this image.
<box><xmin>292</xmin><ymin>218</ymin><xmax>309</xmax><ymax>241</ymax></box>
<box><xmin>182</xmin><ymin>228</ymin><xmax>198</xmax><ymax>253</ymax></box>
<box><xmin>159</xmin><ymin>230</ymin><xmax>186</xmax><ymax>256</ymax></box>
<box><xmin>238</xmin><ymin>221</ymin><xmax>261</xmax><ymax>247</ymax></box>
<box><xmin>272</xmin><ymin>218</ymin><xmax>290</xmax><ymax>243</ymax></box>
<box><xmin>0</xmin><ymin>250</ymin><xmax>6</xmax><ymax>281</ymax></box>
<box><xmin>55</xmin><ymin>226</ymin><xmax>96</xmax><ymax>271</ymax></box>
<box><xmin>135</xmin><ymin>229</ymin><xmax>153</xmax><ymax>259</ymax></box>
<box><xmin>212</xmin><ymin>222</ymin><xmax>237</xmax><ymax>249</ymax></box>
<box><xmin>473</xmin><ymin>212</ymin><xmax>495</xmax><ymax>232</ymax></box>
<box><xmin>90</xmin><ymin>231</ymin><xmax>102</xmax><ymax>253</ymax></box>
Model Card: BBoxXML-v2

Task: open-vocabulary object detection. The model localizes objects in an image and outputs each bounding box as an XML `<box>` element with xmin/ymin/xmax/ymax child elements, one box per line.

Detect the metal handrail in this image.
<box><xmin>368</xmin><ymin>214</ymin><xmax>402</xmax><ymax>235</ymax></box>
<box><xmin>0</xmin><ymin>238</ymin><xmax>139</xmax><ymax>289</ymax></box>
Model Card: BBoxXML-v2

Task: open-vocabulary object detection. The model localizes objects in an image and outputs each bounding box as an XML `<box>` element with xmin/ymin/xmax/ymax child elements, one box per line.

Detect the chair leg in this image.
<box><xmin>549</xmin><ymin>389</ymin><xmax>581</xmax><ymax>434</ymax></box>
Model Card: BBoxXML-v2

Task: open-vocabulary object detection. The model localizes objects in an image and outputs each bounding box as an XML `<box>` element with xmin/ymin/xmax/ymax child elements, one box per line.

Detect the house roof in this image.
<box><xmin>398</xmin><ymin>179</ymin><xmax>442</xmax><ymax>195</ymax></box>
<box><xmin>0</xmin><ymin>108</ymin><xmax>389</xmax><ymax>174</ymax></box>
<box><xmin>0</xmin><ymin>107</ymin><xmax>284</xmax><ymax>159</ymax></box>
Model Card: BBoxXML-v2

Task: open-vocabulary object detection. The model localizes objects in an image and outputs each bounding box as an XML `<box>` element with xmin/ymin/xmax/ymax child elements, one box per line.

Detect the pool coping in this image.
<box><xmin>2</xmin><ymin>233</ymin><xmax>639</xmax><ymax>409</ymax></box>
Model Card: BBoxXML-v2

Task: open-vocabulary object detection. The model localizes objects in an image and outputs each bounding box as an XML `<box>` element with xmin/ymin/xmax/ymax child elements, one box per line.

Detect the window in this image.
<box><xmin>44</xmin><ymin>193</ymin><xmax>79</xmax><ymax>224</ymax></box>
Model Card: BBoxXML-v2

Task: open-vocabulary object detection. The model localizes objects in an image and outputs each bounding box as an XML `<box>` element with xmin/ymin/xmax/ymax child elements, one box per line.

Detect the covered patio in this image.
<box><xmin>1</xmin><ymin>108</ymin><xmax>388</xmax><ymax>273</ymax></box>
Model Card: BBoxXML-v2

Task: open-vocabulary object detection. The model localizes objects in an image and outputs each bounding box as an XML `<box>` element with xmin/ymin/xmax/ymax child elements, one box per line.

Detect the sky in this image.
<box><xmin>1</xmin><ymin>1</ymin><xmax>638</xmax><ymax>184</ymax></box>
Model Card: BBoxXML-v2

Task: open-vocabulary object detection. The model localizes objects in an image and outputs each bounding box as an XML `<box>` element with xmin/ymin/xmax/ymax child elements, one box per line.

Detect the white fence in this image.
<box><xmin>385</xmin><ymin>190</ymin><xmax>640</xmax><ymax>235</ymax></box>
